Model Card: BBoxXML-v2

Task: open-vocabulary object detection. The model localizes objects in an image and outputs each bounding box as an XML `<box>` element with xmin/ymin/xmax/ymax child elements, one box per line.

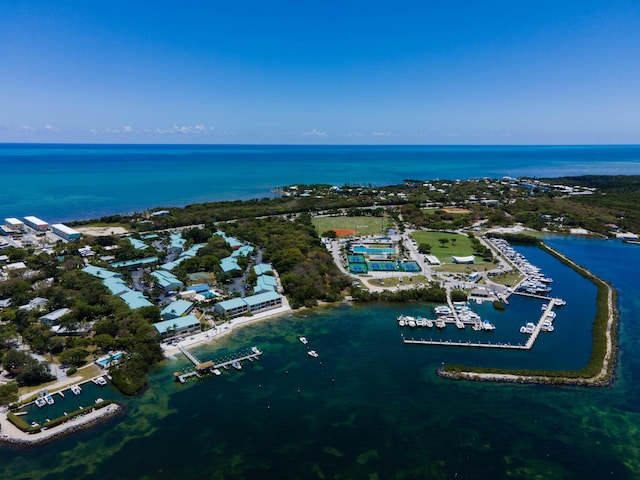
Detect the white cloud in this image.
<box><xmin>372</xmin><ymin>131</ymin><xmax>391</xmax><ymax>137</ymax></box>
<box><xmin>122</xmin><ymin>125</ymin><xmax>133</xmax><ymax>133</ymax></box>
<box><xmin>44</xmin><ymin>124</ymin><xmax>56</xmax><ymax>131</ymax></box>
<box><xmin>302</xmin><ymin>128</ymin><xmax>327</xmax><ymax>137</ymax></box>
<box><xmin>155</xmin><ymin>124</ymin><xmax>210</xmax><ymax>135</ymax></box>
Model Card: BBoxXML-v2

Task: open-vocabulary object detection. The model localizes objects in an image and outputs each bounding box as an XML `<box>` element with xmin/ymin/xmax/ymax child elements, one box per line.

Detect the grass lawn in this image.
<box><xmin>411</xmin><ymin>231</ymin><xmax>485</xmax><ymax>264</ymax></box>
<box><xmin>19</xmin><ymin>364</ymin><xmax>103</xmax><ymax>400</ymax></box>
<box><xmin>422</xmin><ymin>208</ymin><xmax>471</xmax><ymax>215</ymax></box>
<box><xmin>489</xmin><ymin>271</ymin><xmax>525</xmax><ymax>286</ymax></box>
<box><xmin>312</xmin><ymin>216</ymin><xmax>391</xmax><ymax>237</ymax></box>
<box><xmin>366</xmin><ymin>274</ymin><xmax>429</xmax><ymax>288</ymax></box>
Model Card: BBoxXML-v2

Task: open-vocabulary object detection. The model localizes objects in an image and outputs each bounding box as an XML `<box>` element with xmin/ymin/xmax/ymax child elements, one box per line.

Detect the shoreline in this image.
<box><xmin>161</xmin><ymin>298</ymin><xmax>293</xmax><ymax>358</ymax></box>
<box><xmin>0</xmin><ymin>403</ymin><xmax>121</xmax><ymax>446</ymax></box>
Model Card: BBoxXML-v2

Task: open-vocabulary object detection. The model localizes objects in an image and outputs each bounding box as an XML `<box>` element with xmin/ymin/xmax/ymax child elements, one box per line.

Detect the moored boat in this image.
<box><xmin>307</xmin><ymin>350</ymin><xmax>319</xmax><ymax>358</ymax></box>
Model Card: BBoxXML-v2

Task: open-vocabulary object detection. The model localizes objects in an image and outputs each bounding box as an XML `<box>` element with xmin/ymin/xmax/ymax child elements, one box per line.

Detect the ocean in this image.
<box><xmin>1</xmin><ymin>145</ymin><xmax>640</xmax><ymax>478</ymax></box>
<box><xmin>1</xmin><ymin>144</ymin><xmax>639</xmax><ymax>222</ymax></box>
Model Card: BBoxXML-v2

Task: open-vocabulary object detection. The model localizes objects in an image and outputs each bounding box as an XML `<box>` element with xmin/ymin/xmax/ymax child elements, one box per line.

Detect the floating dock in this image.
<box><xmin>175</xmin><ymin>345</ymin><xmax>262</xmax><ymax>383</ymax></box>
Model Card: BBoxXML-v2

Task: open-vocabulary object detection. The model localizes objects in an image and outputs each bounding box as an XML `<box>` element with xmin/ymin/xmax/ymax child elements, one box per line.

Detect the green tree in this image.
<box><xmin>58</xmin><ymin>347</ymin><xmax>88</xmax><ymax>367</ymax></box>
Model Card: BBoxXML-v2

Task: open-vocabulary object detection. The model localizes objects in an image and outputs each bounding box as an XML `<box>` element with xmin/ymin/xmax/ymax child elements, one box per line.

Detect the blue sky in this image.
<box><xmin>1</xmin><ymin>1</ymin><xmax>639</xmax><ymax>144</ymax></box>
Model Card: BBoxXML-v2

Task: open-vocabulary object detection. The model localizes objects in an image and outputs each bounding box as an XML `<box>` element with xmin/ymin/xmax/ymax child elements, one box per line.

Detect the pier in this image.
<box><xmin>175</xmin><ymin>345</ymin><xmax>263</xmax><ymax>383</ymax></box>
<box><xmin>403</xmin><ymin>338</ymin><xmax>526</xmax><ymax>349</ymax></box>
<box><xmin>512</xmin><ymin>291</ymin><xmax>552</xmax><ymax>301</ymax></box>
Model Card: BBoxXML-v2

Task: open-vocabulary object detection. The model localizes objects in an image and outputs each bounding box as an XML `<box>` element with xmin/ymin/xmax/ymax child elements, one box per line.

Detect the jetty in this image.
<box><xmin>175</xmin><ymin>345</ymin><xmax>263</xmax><ymax>383</ymax></box>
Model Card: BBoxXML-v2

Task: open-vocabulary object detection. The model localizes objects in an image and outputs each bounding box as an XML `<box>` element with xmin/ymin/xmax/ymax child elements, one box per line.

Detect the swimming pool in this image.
<box><xmin>352</xmin><ymin>246</ymin><xmax>396</xmax><ymax>255</ymax></box>
<box><xmin>96</xmin><ymin>352</ymin><xmax>123</xmax><ymax>367</ymax></box>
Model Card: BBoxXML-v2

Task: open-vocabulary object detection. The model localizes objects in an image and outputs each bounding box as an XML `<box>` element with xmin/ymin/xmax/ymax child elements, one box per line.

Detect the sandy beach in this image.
<box><xmin>162</xmin><ymin>298</ymin><xmax>292</xmax><ymax>357</ymax></box>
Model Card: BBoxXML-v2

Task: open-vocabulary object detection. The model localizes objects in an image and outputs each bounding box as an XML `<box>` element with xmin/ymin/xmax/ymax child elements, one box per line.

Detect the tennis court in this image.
<box><xmin>399</xmin><ymin>261</ymin><xmax>421</xmax><ymax>272</ymax></box>
<box><xmin>368</xmin><ymin>261</ymin><xmax>399</xmax><ymax>271</ymax></box>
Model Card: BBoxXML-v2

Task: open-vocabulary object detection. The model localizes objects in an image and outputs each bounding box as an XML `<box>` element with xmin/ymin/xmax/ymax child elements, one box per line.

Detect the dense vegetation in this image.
<box><xmin>1</xmin><ymin>175</ymin><xmax>635</xmax><ymax>398</ymax></box>
<box><xmin>223</xmin><ymin>213</ymin><xmax>351</xmax><ymax>308</ymax></box>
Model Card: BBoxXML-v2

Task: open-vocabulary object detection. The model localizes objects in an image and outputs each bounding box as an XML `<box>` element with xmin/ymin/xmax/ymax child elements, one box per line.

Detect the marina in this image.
<box><xmin>403</xmin><ymin>296</ymin><xmax>563</xmax><ymax>350</ymax></box>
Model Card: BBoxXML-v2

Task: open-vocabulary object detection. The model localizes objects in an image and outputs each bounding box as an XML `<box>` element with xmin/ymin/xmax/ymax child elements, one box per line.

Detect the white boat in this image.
<box><xmin>482</xmin><ymin>321</ymin><xmax>496</xmax><ymax>331</ymax></box>
<box><xmin>251</xmin><ymin>346</ymin><xmax>261</xmax><ymax>354</ymax></box>
<box><xmin>92</xmin><ymin>376</ymin><xmax>107</xmax><ymax>386</ymax></box>
<box><xmin>71</xmin><ymin>385</ymin><xmax>82</xmax><ymax>395</ymax></box>
<box><xmin>95</xmin><ymin>397</ymin><xmax>104</xmax><ymax>403</ymax></box>
<box><xmin>44</xmin><ymin>394</ymin><xmax>54</xmax><ymax>405</ymax></box>
<box><xmin>520</xmin><ymin>322</ymin><xmax>535</xmax><ymax>334</ymax></box>
<box><xmin>307</xmin><ymin>350</ymin><xmax>319</xmax><ymax>358</ymax></box>
<box><xmin>232</xmin><ymin>360</ymin><xmax>242</xmax><ymax>370</ymax></box>
<box><xmin>456</xmin><ymin>321</ymin><xmax>465</xmax><ymax>329</ymax></box>
<box><xmin>472</xmin><ymin>322</ymin><xmax>483</xmax><ymax>331</ymax></box>
<box><xmin>408</xmin><ymin>319</ymin><xmax>416</xmax><ymax>328</ymax></box>
<box><xmin>425</xmin><ymin>319</ymin><xmax>434</xmax><ymax>328</ymax></box>
<box><xmin>398</xmin><ymin>319</ymin><xmax>406</xmax><ymax>327</ymax></box>
<box><xmin>212</xmin><ymin>368</ymin><xmax>222</xmax><ymax>376</ymax></box>
<box><xmin>35</xmin><ymin>397</ymin><xmax>46</xmax><ymax>408</ymax></box>
<box><xmin>554</xmin><ymin>298</ymin><xmax>566</xmax><ymax>306</ymax></box>
<box><xmin>541</xmin><ymin>304</ymin><xmax>548</xmax><ymax>311</ymax></box>
<box><xmin>299</xmin><ymin>337</ymin><xmax>308</xmax><ymax>345</ymax></box>
<box><xmin>435</xmin><ymin>319</ymin><xmax>446</xmax><ymax>329</ymax></box>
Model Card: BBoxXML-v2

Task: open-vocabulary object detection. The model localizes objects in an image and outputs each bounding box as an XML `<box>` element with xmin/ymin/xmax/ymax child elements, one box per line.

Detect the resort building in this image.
<box><xmin>82</xmin><ymin>265</ymin><xmax>121</xmax><ymax>280</ymax></box>
<box><xmin>103</xmin><ymin>277</ymin><xmax>131</xmax><ymax>296</ymax></box>
<box><xmin>160</xmin><ymin>299</ymin><xmax>194</xmax><ymax>320</ymax></box>
<box><xmin>220</xmin><ymin>256</ymin><xmax>241</xmax><ymax>273</ymax></box>
<box><xmin>154</xmin><ymin>314</ymin><xmax>202</xmax><ymax>339</ymax></box>
<box><xmin>110</xmin><ymin>257</ymin><xmax>158</xmax><ymax>269</ymax></box>
<box><xmin>254</xmin><ymin>274</ymin><xmax>278</xmax><ymax>294</ymax></box>
<box><xmin>119</xmin><ymin>291</ymin><xmax>154</xmax><ymax>309</ymax></box>
<box><xmin>51</xmin><ymin>223</ymin><xmax>82</xmax><ymax>241</ymax></box>
<box><xmin>127</xmin><ymin>237</ymin><xmax>149</xmax><ymax>250</ymax></box>
<box><xmin>253</xmin><ymin>263</ymin><xmax>273</xmax><ymax>275</ymax></box>
<box><xmin>151</xmin><ymin>270</ymin><xmax>184</xmax><ymax>292</ymax></box>
<box><xmin>214</xmin><ymin>291</ymin><xmax>282</xmax><ymax>319</ymax></box>
<box><xmin>244</xmin><ymin>291</ymin><xmax>283</xmax><ymax>314</ymax></box>
<box><xmin>23</xmin><ymin>215</ymin><xmax>49</xmax><ymax>231</ymax></box>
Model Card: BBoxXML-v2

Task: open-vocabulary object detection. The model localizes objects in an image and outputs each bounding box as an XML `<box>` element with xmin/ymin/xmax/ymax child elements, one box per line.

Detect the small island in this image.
<box><xmin>0</xmin><ymin>175</ymin><xmax>637</xmax><ymax>443</ymax></box>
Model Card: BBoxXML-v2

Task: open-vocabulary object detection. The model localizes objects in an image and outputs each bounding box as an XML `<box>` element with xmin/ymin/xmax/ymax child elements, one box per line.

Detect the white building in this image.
<box><xmin>4</xmin><ymin>218</ymin><xmax>24</xmax><ymax>231</ymax></box>
<box><xmin>51</xmin><ymin>223</ymin><xmax>82</xmax><ymax>241</ymax></box>
<box><xmin>23</xmin><ymin>216</ymin><xmax>49</xmax><ymax>231</ymax></box>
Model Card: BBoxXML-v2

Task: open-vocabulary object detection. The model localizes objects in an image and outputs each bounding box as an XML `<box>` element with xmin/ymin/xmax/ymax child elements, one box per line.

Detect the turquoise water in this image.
<box><xmin>1</xmin><ymin>144</ymin><xmax>639</xmax><ymax>222</ymax></box>
<box><xmin>96</xmin><ymin>352</ymin><xmax>123</xmax><ymax>367</ymax></box>
<box><xmin>352</xmin><ymin>246</ymin><xmax>396</xmax><ymax>255</ymax></box>
<box><xmin>2</xmin><ymin>236</ymin><xmax>639</xmax><ymax>479</ymax></box>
